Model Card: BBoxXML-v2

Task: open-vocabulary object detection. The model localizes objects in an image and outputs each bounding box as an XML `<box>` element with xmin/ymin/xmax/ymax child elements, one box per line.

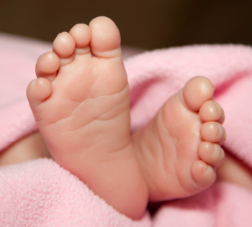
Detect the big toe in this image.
<box><xmin>182</xmin><ymin>76</ymin><xmax>215</xmax><ymax>112</ymax></box>
<box><xmin>89</xmin><ymin>16</ymin><xmax>121</xmax><ymax>58</ymax></box>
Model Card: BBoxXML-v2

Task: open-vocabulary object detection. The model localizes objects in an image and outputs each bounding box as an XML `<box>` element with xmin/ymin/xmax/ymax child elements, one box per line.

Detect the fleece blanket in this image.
<box><xmin>0</xmin><ymin>32</ymin><xmax>252</xmax><ymax>226</ymax></box>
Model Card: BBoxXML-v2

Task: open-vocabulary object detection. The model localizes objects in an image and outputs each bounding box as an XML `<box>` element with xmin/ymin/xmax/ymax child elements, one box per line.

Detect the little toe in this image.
<box><xmin>191</xmin><ymin>160</ymin><xmax>216</xmax><ymax>187</ymax></box>
<box><xmin>198</xmin><ymin>142</ymin><xmax>225</xmax><ymax>166</ymax></box>
<box><xmin>89</xmin><ymin>16</ymin><xmax>122</xmax><ymax>58</ymax></box>
<box><xmin>69</xmin><ymin>23</ymin><xmax>91</xmax><ymax>55</ymax></box>
<box><xmin>36</xmin><ymin>52</ymin><xmax>60</xmax><ymax>81</ymax></box>
<box><xmin>199</xmin><ymin>100</ymin><xmax>225</xmax><ymax>123</ymax></box>
<box><xmin>53</xmin><ymin>32</ymin><xmax>76</xmax><ymax>65</ymax></box>
<box><xmin>201</xmin><ymin>122</ymin><xmax>226</xmax><ymax>144</ymax></box>
<box><xmin>182</xmin><ymin>76</ymin><xmax>214</xmax><ymax>112</ymax></box>
<box><xmin>27</xmin><ymin>77</ymin><xmax>52</xmax><ymax>106</ymax></box>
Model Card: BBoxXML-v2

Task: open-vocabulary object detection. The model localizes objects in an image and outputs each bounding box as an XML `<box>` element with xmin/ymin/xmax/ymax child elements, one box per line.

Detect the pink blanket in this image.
<box><xmin>1</xmin><ymin>33</ymin><xmax>252</xmax><ymax>226</ymax></box>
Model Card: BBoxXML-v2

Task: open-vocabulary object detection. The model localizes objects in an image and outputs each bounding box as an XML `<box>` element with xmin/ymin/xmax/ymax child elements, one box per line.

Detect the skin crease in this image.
<box><xmin>0</xmin><ymin>17</ymin><xmax>249</xmax><ymax>220</ymax></box>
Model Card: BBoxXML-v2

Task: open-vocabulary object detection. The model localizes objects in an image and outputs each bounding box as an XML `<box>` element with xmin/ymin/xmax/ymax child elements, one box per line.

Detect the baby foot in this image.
<box><xmin>27</xmin><ymin>17</ymin><xmax>148</xmax><ymax>219</ymax></box>
<box><xmin>133</xmin><ymin>76</ymin><xmax>226</xmax><ymax>201</ymax></box>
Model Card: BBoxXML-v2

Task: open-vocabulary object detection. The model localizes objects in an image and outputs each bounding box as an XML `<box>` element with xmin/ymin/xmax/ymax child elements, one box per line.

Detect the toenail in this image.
<box><xmin>213</xmin><ymin>144</ymin><xmax>222</xmax><ymax>160</ymax></box>
<box><xmin>39</xmin><ymin>53</ymin><xmax>45</xmax><ymax>58</ymax></box>
<box><xmin>214</xmin><ymin>102</ymin><xmax>222</xmax><ymax>114</ymax></box>
<box><xmin>30</xmin><ymin>79</ymin><xmax>37</xmax><ymax>86</ymax></box>
<box><xmin>219</xmin><ymin>147</ymin><xmax>225</xmax><ymax>160</ymax></box>
<box><xmin>213</xmin><ymin>144</ymin><xmax>225</xmax><ymax>163</ymax></box>
<box><xmin>203</xmin><ymin>164</ymin><xmax>208</xmax><ymax>172</ymax></box>
<box><xmin>198</xmin><ymin>161</ymin><xmax>208</xmax><ymax>172</ymax></box>
<box><xmin>217</xmin><ymin>124</ymin><xmax>223</xmax><ymax>136</ymax></box>
<box><xmin>213</xmin><ymin>144</ymin><xmax>218</xmax><ymax>155</ymax></box>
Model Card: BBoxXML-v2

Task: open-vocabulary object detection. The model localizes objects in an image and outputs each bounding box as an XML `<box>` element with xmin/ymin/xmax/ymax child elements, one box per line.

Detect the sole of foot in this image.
<box><xmin>27</xmin><ymin>16</ymin><xmax>148</xmax><ymax>219</ymax></box>
<box><xmin>133</xmin><ymin>76</ymin><xmax>226</xmax><ymax>201</ymax></box>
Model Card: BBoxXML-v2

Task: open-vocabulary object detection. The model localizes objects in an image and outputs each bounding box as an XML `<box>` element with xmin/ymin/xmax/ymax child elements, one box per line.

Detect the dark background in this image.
<box><xmin>1</xmin><ymin>0</ymin><xmax>252</xmax><ymax>50</ymax></box>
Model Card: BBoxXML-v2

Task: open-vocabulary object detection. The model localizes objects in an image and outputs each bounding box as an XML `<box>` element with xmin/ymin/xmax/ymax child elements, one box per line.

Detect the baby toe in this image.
<box><xmin>191</xmin><ymin>160</ymin><xmax>216</xmax><ymax>187</ymax></box>
<box><xmin>53</xmin><ymin>32</ymin><xmax>75</xmax><ymax>65</ymax></box>
<box><xmin>201</xmin><ymin>122</ymin><xmax>226</xmax><ymax>144</ymax></box>
<box><xmin>199</xmin><ymin>101</ymin><xmax>225</xmax><ymax>123</ymax></box>
<box><xmin>69</xmin><ymin>24</ymin><xmax>91</xmax><ymax>55</ymax></box>
<box><xmin>27</xmin><ymin>78</ymin><xmax>52</xmax><ymax>106</ymax></box>
<box><xmin>36</xmin><ymin>52</ymin><xmax>60</xmax><ymax>81</ymax></box>
<box><xmin>198</xmin><ymin>142</ymin><xmax>225</xmax><ymax>166</ymax></box>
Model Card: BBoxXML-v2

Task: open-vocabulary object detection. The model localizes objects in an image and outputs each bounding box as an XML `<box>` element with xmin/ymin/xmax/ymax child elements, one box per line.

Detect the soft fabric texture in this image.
<box><xmin>1</xmin><ymin>33</ymin><xmax>252</xmax><ymax>226</ymax></box>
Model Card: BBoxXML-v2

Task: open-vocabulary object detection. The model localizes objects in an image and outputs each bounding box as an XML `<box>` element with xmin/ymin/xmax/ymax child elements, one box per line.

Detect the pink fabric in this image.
<box><xmin>1</xmin><ymin>33</ymin><xmax>252</xmax><ymax>226</ymax></box>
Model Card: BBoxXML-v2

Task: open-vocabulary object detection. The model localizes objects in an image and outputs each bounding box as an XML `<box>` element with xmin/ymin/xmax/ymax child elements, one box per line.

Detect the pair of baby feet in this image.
<box><xmin>27</xmin><ymin>16</ymin><xmax>226</xmax><ymax>219</ymax></box>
